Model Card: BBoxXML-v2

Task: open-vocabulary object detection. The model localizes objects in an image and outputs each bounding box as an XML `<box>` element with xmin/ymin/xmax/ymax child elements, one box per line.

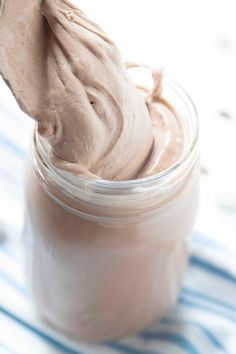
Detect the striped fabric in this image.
<box><xmin>0</xmin><ymin>80</ymin><xmax>236</xmax><ymax>354</ymax></box>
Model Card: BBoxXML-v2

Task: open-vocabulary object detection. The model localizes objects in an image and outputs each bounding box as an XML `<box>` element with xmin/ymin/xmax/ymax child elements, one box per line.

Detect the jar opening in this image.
<box><xmin>33</xmin><ymin>77</ymin><xmax>198</xmax><ymax>195</ymax></box>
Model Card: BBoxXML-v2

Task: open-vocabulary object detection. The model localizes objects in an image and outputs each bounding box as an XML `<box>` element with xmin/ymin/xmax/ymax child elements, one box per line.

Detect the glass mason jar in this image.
<box><xmin>24</xmin><ymin>79</ymin><xmax>199</xmax><ymax>343</ymax></box>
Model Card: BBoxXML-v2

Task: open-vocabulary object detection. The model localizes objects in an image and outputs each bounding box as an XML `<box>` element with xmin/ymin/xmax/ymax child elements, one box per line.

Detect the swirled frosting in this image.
<box><xmin>0</xmin><ymin>0</ymin><xmax>183</xmax><ymax>180</ymax></box>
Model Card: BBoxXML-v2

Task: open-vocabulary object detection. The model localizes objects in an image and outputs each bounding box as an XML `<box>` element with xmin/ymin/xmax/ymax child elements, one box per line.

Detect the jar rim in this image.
<box><xmin>34</xmin><ymin>77</ymin><xmax>199</xmax><ymax>194</ymax></box>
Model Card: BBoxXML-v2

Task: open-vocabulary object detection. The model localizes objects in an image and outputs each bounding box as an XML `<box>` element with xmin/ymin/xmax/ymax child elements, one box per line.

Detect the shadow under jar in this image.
<box><xmin>24</xmin><ymin>79</ymin><xmax>199</xmax><ymax>343</ymax></box>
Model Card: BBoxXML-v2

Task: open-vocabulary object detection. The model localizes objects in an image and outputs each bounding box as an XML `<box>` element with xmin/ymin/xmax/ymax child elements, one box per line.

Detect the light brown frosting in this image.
<box><xmin>0</xmin><ymin>0</ymin><xmax>183</xmax><ymax>180</ymax></box>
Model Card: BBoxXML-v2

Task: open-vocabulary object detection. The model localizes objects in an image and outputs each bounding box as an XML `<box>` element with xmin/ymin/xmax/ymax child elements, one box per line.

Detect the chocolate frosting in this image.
<box><xmin>0</xmin><ymin>0</ymin><xmax>183</xmax><ymax>180</ymax></box>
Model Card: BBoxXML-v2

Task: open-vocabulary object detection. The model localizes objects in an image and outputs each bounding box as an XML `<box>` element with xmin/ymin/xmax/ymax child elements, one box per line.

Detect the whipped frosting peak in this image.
<box><xmin>0</xmin><ymin>0</ymin><xmax>154</xmax><ymax>180</ymax></box>
<box><xmin>0</xmin><ymin>0</ymin><xmax>184</xmax><ymax>180</ymax></box>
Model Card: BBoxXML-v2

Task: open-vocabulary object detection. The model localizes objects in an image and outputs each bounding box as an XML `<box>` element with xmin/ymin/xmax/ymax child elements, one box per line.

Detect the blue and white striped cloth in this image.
<box><xmin>0</xmin><ymin>81</ymin><xmax>236</xmax><ymax>354</ymax></box>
